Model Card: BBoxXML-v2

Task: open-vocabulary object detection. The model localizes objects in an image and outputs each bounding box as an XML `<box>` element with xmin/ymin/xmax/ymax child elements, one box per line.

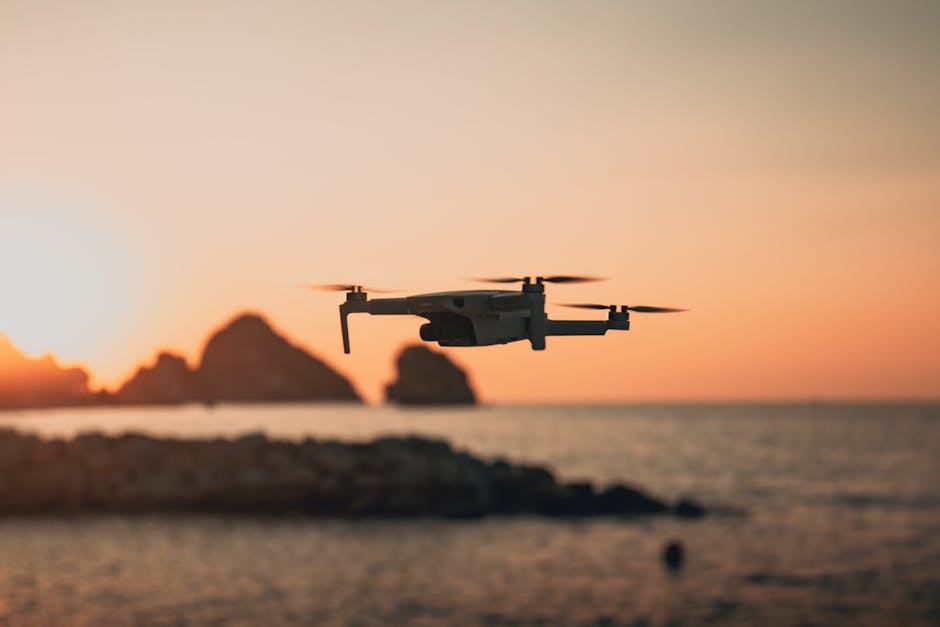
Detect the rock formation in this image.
<box><xmin>0</xmin><ymin>428</ymin><xmax>705</xmax><ymax>518</ymax></box>
<box><xmin>0</xmin><ymin>334</ymin><xmax>92</xmax><ymax>409</ymax></box>
<box><xmin>385</xmin><ymin>345</ymin><xmax>476</xmax><ymax>405</ymax></box>
<box><xmin>115</xmin><ymin>352</ymin><xmax>206</xmax><ymax>405</ymax></box>
<box><xmin>198</xmin><ymin>313</ymin><xmax>360</xmax><ymax>403</ymax></box>
<box><xmin>105</xmin><ymin>312</ymin><xmax>361</xmax><ymax>406</ymax></box>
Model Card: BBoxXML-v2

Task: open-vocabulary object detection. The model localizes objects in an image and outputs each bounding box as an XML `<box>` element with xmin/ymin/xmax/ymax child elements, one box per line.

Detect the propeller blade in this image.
<box><xmin>469</xmin><ymin>275</ymin><xmax>605</xmax><ymax>284</ymax></box>
<box><xmin>558</xmin><ymin>303</ymin><xmax>688</xmax><ymax>313</ymax></box>
<box><xmin>559</xmin><ymin>303</ymin><xmax>612</xmax><ymax>310</ymax></box>
<box><xmin>304</xmin><ymin>283</ymin><xmax>358</xmax><ymax>292</ymax></box>
<box><xmin>542</xmin><ymin>275</ymin><xmax>606</xmax><ymax>284</ymax></box>
<box><xmin>628</xmin><ymin>306</ymin><xmax>687</xmax><ymax>313</ymax></box>
<box><xmin>468</xmin><ymin>277</ymin><xmax>526</xmax><ymax>283</ymax></box>
<box><xmin>303</xmin><ymin>284</ymin><xmax>397</xmax><ymax>293</ymax></box>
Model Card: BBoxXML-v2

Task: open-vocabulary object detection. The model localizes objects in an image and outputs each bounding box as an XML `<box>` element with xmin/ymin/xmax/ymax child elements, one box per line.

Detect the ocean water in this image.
<box><xmin>0</xmin><ymin>403</ymin><xmax>937</xmax><ymax>626</ymax></box>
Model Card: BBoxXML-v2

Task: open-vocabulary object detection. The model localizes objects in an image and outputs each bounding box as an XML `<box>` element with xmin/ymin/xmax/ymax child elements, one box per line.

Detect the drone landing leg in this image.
<box><xmin>340</xmin><ymin>309</ymin><xmax>351</xmax><ymax>353</ymax></box>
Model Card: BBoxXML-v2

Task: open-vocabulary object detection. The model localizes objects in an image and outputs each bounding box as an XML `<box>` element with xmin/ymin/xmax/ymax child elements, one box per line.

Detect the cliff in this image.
<box><xmin>113</xmin><ymin>313</ymin><xmax>360</xmax><ymax>405</ymax></box>
<box><xmin>198</xmin><ymin>313</ymin><xmax>359</xmax><ymax>402</ymax></box>
<box><xmin>385</xmin><ymin>345</ymin><xmax>476</xmax><ymax>405</ymax></box>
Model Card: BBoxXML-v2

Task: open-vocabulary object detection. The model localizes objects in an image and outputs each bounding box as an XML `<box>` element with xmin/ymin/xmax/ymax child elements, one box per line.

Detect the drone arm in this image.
<box><xmin>362</xmin><ymin>298</ymin><xmax>411</xmax><ymax>315</ymax></box>
<box><xmin>339</xmin><ymin>297</ymin><xmax>411</xmax><ymax>354</ymax></box>
<box><xmin>545</xmin><ymin>320</ymin><xmax>610</xmax><ymax>336</ymax></box>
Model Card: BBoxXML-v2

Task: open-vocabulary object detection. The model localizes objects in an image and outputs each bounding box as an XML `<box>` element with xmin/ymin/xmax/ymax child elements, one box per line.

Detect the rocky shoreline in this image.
<box><xmin>0</xmin><ymin>429</ymin><xmax>704</xmax><ymax>519</ymax></box>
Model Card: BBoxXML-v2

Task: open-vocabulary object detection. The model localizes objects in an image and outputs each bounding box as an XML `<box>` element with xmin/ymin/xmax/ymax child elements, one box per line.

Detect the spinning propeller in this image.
<box><xmin>470</xmin><ymin>275</ymin><xmax>605</xmax><ymax>284</ymax></box>
<box><xmin>560</xmin><ymin>304</ymin><xmax>688</xmax><ymax>313</ymax></box>
<box><xmin>304</xmin><ymin>284</ymin><xmax>398</xmax><ymax>293</ymax></box>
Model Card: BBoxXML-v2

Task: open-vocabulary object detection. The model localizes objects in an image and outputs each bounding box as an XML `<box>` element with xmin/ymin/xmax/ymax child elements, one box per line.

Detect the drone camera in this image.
<box><xmin>419</xmin><ymin>313</ymin><xmax>475</xmax><ymax>345</ymax></box>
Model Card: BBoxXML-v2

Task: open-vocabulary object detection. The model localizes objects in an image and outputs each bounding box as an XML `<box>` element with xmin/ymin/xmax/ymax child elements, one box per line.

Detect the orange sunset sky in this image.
<box><xmin>1</xmin><ymin>1</ymin><xmax>938</xmax><ymax>402</ymax></box>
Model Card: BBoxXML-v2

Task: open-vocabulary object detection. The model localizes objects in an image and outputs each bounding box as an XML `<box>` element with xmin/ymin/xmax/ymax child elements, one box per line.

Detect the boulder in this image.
<box><xmin>197</xmin><ymin>313</ymin><xmax>360</xmax><ymax>403</ymax></box>
<box><xmin>115</xmin><ymin>352</ymin><xmax>205</xmax><ymax>405</ymax></box>
<box><xmin>385</xmin><ymin>345</ymin><xmax>476</xmax><ymax>405</ymax></box>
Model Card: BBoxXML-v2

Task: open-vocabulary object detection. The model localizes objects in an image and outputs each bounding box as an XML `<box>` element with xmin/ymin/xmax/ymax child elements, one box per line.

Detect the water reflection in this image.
<box><xmin>0</xmin><ymin>403</ymin><xmax>936</xmax><ymax>625</ymax></box>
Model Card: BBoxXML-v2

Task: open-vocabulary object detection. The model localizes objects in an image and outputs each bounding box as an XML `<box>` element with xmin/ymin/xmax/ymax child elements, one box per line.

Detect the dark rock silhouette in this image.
<box><xmin>0</xmin><ymin>334</ymin><xmax>92</xmax><ymax>409</ymax></box>
<box><xmin>385</xmin><ymin>345</ymin><xmax>476</xmax><ymax>405</ymax></box>
<box><xmin>115</xmin><ymin>352</ymin><xmax>206</xmax><ymax>405</ymax></box>
<box><xmin>198</xmin><ymin>313</ymin><xmax>360</xmax><ymax>403</ymax></box>
<box><xmin>0</xmin><ymin>428</ymin><xmax>705</xmax><ymax>518</ymax></box>
<box><xmin>675</xmin><ymin>497</ymin><xmax>706</xmax><ymax>518</ymax></box>
<box><xmin>0</xmin><ymin>312</ymin><xmax>362</xmax><ymax>409</ymax></box>
<box><xmin>663</xmin><ymin>540</ymin><xmax>684</xmax><ymax>570</ymax></box>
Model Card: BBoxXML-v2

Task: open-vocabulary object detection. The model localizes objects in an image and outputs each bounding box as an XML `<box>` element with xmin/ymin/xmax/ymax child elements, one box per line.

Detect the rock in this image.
<box><xmin>113</xmin><ymin>433</ymin><xmax>165</xmax><ymax>471</ymax></box>
<box><xmin>0</xmin><ymin>429</ymin><xmax>706</xmax><ymax>519</ymax></box>
<box><xmin>489</xmin><ymin>462</ymin><xmax>559</xmax><ymax>513</ymax></box>
<box><xmin>385</xmin><ymin>345</ymin><xmax>476</xmax><ymax>405</ymax></box>
<box><xmin>0</xmin><ymin>334</ymin><xmax>92</xmax><ymax>408</ymax></box>
<box><xmin>197</xmin><ymin>313</ymin><xmax>360</xmax><ymax>403</ymax></box>
<box><xmin>115</xmin><ymin>352</ymin><xmax>206</xmax><ymax>405</ymax></box>
<box><xmin>663</xmin><ymin>540</ymin><xmax>684</xmax><ymax>570</ymax></box>
<box><xmin>547</xmin><ymin>481</ymin><xmax>597</xmax><ymax>515</ymax></box>
<box><xmin>362</xmin><ymin>436</ymin><xmax>491</xmax><ymax>517</ymax></box>
<box><xmin>596</xmin><ymin>484</ymin><xmax>669</xmax><ymax>515</ymax></box>
<box><xmin>675</xmin><ymin>498</ymin><xmax>707</xmax><ymax>518</ymax></box>
<box><xmin>0</xmin><ymin>429</ymin><xmax>32</xmax><ymax>471</ymax></box>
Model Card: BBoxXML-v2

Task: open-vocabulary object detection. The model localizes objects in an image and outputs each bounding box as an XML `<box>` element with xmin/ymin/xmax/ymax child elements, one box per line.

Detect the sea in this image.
<box><xmin>0</xmin><ymin>403</ymin><xmax>936</xmax><ymax>626</ymax></box>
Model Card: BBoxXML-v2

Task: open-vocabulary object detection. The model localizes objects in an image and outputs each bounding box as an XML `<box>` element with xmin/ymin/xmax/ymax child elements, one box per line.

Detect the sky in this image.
<box><xmin>1</xmin><ymin>0</ymin><xmax>938</xmax><ymax>402</ymax></box>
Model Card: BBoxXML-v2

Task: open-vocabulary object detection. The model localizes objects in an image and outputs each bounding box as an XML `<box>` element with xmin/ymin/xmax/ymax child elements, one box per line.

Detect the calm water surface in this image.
<box><xmin>0</xmin><ymin>403</ymin><xmax>937</xmax><ymax>626</ymax></box>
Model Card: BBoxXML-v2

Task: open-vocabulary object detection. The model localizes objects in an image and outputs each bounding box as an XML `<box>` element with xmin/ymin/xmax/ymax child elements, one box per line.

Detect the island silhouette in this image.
<box><xmin>0</xmin><ymin>312</ymin><xmax>476</xmax><ymax>409</ymax></box>
<box><xmin>0</xmin><ymin>334</ymin><xmax>95</xmax><ymax>408</ymax></box>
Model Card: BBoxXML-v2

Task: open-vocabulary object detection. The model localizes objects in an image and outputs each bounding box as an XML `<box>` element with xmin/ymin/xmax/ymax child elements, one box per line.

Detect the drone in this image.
<box><xmin>308</xmin><ymin>276</ymin><xmax>686</xmax><ymax>353</ymax></box>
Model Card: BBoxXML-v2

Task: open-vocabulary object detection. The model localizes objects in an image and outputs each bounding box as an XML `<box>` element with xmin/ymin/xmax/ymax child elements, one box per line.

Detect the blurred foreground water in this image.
<box><xmin>0</xmin><ymin>403</ymin><xmax>937</xmax><ymax>626</ymax></box>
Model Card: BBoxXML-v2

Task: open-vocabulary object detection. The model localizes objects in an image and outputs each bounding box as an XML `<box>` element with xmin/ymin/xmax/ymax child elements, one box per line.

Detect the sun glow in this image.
<box><xmin>0</xmin><ymin>206</ymin><xmax>133</xmax><ymax>369</ymax></box>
